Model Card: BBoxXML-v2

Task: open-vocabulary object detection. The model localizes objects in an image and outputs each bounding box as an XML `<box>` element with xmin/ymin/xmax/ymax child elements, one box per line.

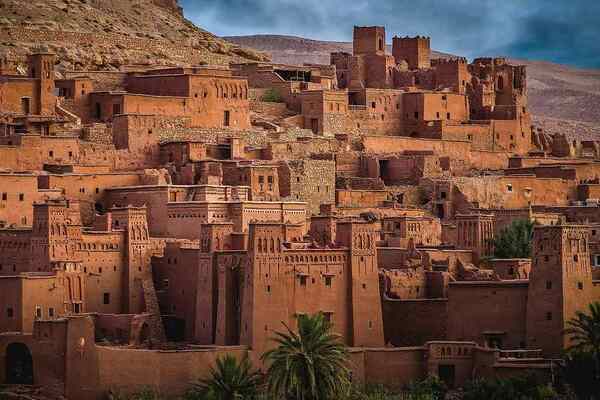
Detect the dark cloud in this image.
<box><xmin>180</xmin><ymin>0</ymin><xmax>600</xmax><ymax>68</ymax></box>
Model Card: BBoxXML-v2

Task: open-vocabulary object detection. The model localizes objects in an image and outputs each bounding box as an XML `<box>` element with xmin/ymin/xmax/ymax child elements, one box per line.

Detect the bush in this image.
<box><xmin>261</xmin><ymin>89</ymin><xmax>282</xmax><ymax>103</ymax></box>
<box><xmin>405</xmin><ymin>376</ymin><xmax>446</xmax><ymax>400</ymax></box>
<box><xmin>463</xmin><ymin>374</ymin><xmax>557</xmax><ymax>400</ymax></box>
<box><xmin>492</xmin><ymin>219</ymin><xmax>534</xmax><ymax>259</ymax></box>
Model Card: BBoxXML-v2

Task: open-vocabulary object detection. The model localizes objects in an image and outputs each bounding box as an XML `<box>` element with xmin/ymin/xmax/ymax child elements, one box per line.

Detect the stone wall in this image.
<box><xmin>279</xmin><ymin>160</ymin><xmax>336</xmax><ymax>215</ymax></box>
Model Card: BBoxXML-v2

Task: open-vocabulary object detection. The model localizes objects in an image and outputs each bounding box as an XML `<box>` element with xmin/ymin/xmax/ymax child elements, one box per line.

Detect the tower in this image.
<box><xmin>392</xmin><ymin>36</ymin><xmax>431</xmax><ymax>70</ymax></box>
<box><xmin>526</xmin><ymin>225</ymin><xmax>593</xmax><ymax>357</ymax></box>
<box><xmin>30</xmin><ymin>199</ymin><xmax>82</xmax><ymax>272</ymax></box>
<box><xmin>110</xmin><ymin>206</ymin><xmax>152</xmax><ymax>314</ymax></box>
<box><xmin>336</xmin><ymin>221</ymin><xmax>384</xmax><ymax>347</ymax></box>
<box><xmin>26</xmin><ymin>53</ymin><xmax>56</xmax><ymax>115</ymax></box>
<box><xmin>353</xmin><ymin>26</ymin><xmax>386</xmax><ymax>56</ymax></box>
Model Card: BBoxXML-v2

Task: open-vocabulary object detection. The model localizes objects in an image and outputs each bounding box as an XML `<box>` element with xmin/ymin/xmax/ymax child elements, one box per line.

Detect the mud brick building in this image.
<box><xmin>2</xmin><ymin>19</ymin><xmax>600</xmax><ymax>399</ymax></box>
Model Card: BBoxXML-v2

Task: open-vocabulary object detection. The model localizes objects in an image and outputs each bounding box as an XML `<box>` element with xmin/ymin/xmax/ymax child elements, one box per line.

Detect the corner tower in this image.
<box><xmin>526</xmin><ymin>225</ymin><xmax>593</xmax><ymax>357</ymax></box>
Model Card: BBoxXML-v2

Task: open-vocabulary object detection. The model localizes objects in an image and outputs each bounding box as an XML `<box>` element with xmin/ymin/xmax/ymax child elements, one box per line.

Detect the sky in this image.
<box><xmin>179</xmin><ymin>0</ymin><xmax>600</xmax><ymax>69</ymax></box>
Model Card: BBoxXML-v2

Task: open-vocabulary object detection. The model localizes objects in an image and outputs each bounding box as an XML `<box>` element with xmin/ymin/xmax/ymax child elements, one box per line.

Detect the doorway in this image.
<box><xmin>438</xmin><ymin>364</ymin><xmax>455</xmax><ymax>389</ymax></box>
<box><xmin>5</xmin><ymin>343</ymin><xmax>34</xmax><ymax>385</ymax></box>
<box><xmin>21</xmin><ymin>98</ymin><xmax>31</xmax><ymax>115</ymax></box>
<box><xmin>310</xmin><ymin>118</ymin><xmax>319</xmax><ymax>135</ymax></box>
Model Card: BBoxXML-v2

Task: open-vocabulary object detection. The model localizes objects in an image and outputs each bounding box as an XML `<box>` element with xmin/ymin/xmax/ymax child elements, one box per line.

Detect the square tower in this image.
<box><xmin>26</xmin><ymin>53</ymin><xmax>56</xmax><ymax>115</ymax></box>
<box><xmin>353</xmin><ymin>26</ymin><xmax>386</xmax><ymax>56</ymax></box>
<box><xmin>526</xmin><ymin>225</ymin><xmax>593</xmax><ymax>357</ymax></box>
<box><xmin>392</xmin><ymin>36</ymin><xmax>431</xmax><ymax>70</ymax></box>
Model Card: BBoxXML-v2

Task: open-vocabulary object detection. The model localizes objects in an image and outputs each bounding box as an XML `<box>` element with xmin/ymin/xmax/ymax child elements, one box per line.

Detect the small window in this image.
<box><xmin>368</xmin><ymin>320</ymin><xmax>373</xmax><ymax>329</ymax></box>
<box><xmin>258</xmin><ymin>176</ymin><xmax>265</xmax><ymax>184</ymax></box>
<box><xmin>325</xmin><ymin>276</ymin><xmax>332</xmax><ymax>287</ymax></box>
<box><xmin>1</xmin><ymin>193</ymin><xmax>6</xmax><ymax>201</ymax></box>
<box><xmin>546</xmin><ymin>312</ymin><xmax>552</xmax><ymax>321</ymax></box>
<box><xmin>573</xmin><ymin>255</ymin><xmax>579</xmax><ymax>262</ymax></box>
<box><xmin>68</xmin><ymin>151</ymin><xmax>73</xmax><ymax>158</ymax></box>
<box><xmin>506</xmin><ymin>184</ymin><xmax>513</xmax><ymax>192</ymax></box>
<box><xmin>546</xmin><ymin>281</ymin><xmax>552</xmax><ymax>290</ymax></box>
<box><xmin>49</xmin><ymin>150</ymin><xmax>54</xmax><ymax>157</ymax></box>
<box><xmin>362</xmin><ymin>283</ymin><xmax>367</xmax><ymax>289</ymax></box>
<box><xmin>267</xmin><ymin>285</ymin><xmax>271</xmax><ymax>293</ymax></box>
<box><xmin>414</xmin><ymin>111</ymin><xmax>419</xmax><ymax>119</ymax></box>
<box><xmin>299</xmin><ymin>276</ymin><xmax>307</xmax><ymax>286</ymax></box>
<box><xmin>324</xmin><ymin>312</ymin><xmax>332</xmax><ymax>323</ymax></box>
<box><xmin>267</xmin><ymin>176</ymin><xmax>274</xmax><ymax>183</ymax></box>
<box><xmin>7</xmin><ymin>307</ymin><xmax>13</xmax><ymax>318</ymax></box>
<box><xmin>19</xmin><ymin>193</ymin><xmax>24</xmax><ymax>202</ymax></box>
<box><xmin>35</xmin><ymin>306</ymin><xmax>42</xmax><ymax>319</ymax></box>
<box><xmin>578</xmin><ymin>282</ymin><xmax>584</xmax><ymax>290</ymax></box>
<box><xmin>446</xmin><ymin>112</ymin><xmax>451</xmax><ymax>119</ymax></box>
<box><xmin>48</xmin><ymin>307</ymin><xmax>55</xmax><ymax>318</ymax></box>
<box><xmin>103</xmin><ymin>293</ymin><xmax>110</xmax><ymax>305</ymax></box>
<box><xmin>371</xmin><ymin>102</ymin><xmax>376</xmax><ymax>109</ymax></box>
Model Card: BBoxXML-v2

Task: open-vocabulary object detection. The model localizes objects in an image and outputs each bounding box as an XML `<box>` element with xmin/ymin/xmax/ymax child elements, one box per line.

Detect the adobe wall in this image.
<box><xmin>336</xmin><ymin>190</ymin><xmax>389</xmax><ymax>208</ymax></box>
<box><xmin>361</xmin><ymin>348</ymin><xmax>426</xmax><ymax>388</ymax></box>
<box><xmin>447</xmin><ymin>281</ymin><xmax>528</xmax><ymax>349</ymax></box>
<box><xmin>382</xmin><ymin>298</ymin><xmax>448</xmax><ymax>346</ymax></box>
<box><xmin>0</xmin><ymin>174</ymin><xmax>59</xmax><ymax>227</ymax></box>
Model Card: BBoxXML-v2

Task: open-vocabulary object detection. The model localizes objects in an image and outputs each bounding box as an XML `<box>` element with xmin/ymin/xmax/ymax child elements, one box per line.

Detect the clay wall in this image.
<box><xmin>38</xmin><ymin>173</ymin><xmax>143</xmax><ymax>224</ymax></box>
<box><xmin>336</xmin><ymin>190</ymin><xmax>389</xmax><ymax>208</ymax></box>
<box><xmin>489</xmin><ymin>259</ymin><xmax>531</xmax><ymax>280</ymax></box>
<box><xmin>447</xmin><ymin>281</ymin><xmax>528</xmax><ymax>349</ymax></box>
<box><xmin>382</xmin><ymin>298</ymin><xmax>447</xmax><ymax>346</ymax></box>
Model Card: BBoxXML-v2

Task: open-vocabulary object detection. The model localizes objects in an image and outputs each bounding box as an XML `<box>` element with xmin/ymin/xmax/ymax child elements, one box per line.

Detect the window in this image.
<box><xmin>368</xmin><ymin>320</ymin><xmax>373</xmax><ymax>329</ymax></box>
<box><xmin>414</xmin><ymin>111</ymin><xmax>419</xmax><ymax>119</ymax></box>
<box><xmin>7</xmin><ymin>307</ymin><xmax>13</xmax><ymax>318</ymax></box>
<box><xmin>436</xmin><ymin>112</ymin><xmax>440</xmax><ymax>119</ymax></box>
<box><xmin>506</xmin><ymin>184</ymin><xmax>513</xmax><ymax>192</ymax></box>
<box><xmin>447</xmin><ymin>112</ymin><xmax>451</xmax><ymax>119</ymax></box>
<box><xmin>546</xmin><ymin>281</ymin><xmax>552</xmax><ymax>290</ymax></box>
<box><xmin>19</xmin><ymin>193</ymin><xmax>24</xmax><ymax>201</ymax></box>
<box><xmin>103</xmin><ymin>293</ymin><xmax>110</xmax><ymax>305</ymax></box>
<box><xmin>1</xmin><ymin>193</ymin><xmax>6</xmax><ymax>201</ymax></box>
<box><xmin>35</xmin><ymin>306</ymin><xmax>42</xmax><ymax>319</ymax></box>
<box><xmin>112</xmin><ymin>103</ymin><xmax>121</xmax><ymax>115</ymax></box>
<box><xmin>325</xmin><ymin>276</ymin><xmax>332</xmax><ymax>287</ymax></box>
<box><xmin>48</xmin><ymin>307</ymin><xmax>55</xmax><ymax>318</ymax></box>
<box><xmin>299</xmin><ymin>276</ymin><xmax>307</xmax><ymax>286</ymax></box>
<box><xmin>546</xmin><ymin>312</ymin><xmax>552</xmax><ymax>321</ymax></box>
<box><xmin>573</xmin><ymin>255</ymin><xmax>579</xmax><ymax>262</ymax></box>
<box><xmin>578</xmin><ymin>282</ymin><xmax>584</xmax><ymax>290</ymax></box>
<box><xmin>324</xmin><ymin>312</ymin><xmax>333</xmax><ymax>323</ymax></box>
<box><xmin>68</xmin><ymin>151</ymin><xmax>73</xmax><ymax>158</ymax></box>
<box><xmin>74</xmin><ymin>304</ymin><xmax>81</xmax><ymax>313</ymax></box>
<box><xmin>223</xmin><ymin>110</ymin><xmax>230</xmax><ymax>127</ymax></box>
<box><xmin>266</xmin><ymin>285</ymin><xmax>271</xmax><ymax>293</ymax></box>
<box><xmin>49</xmin><ymin>150</ymin><xmax>54</xmax><ymax>157</ymax></box>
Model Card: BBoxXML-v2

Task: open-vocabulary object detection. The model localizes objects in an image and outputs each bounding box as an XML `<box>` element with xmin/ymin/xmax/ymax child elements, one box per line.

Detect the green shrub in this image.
<box><xmin>261</xmin><ymin>89</ymin><xmax>282</xmax><ymax>103</ymax></box>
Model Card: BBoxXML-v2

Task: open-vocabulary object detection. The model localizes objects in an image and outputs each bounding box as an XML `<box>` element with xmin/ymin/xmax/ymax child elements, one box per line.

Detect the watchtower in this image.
<box><xmin>526</xmin><ymin>225</ymin><xmax>593</xmax><ymax>357</ymax></box>
<box><xmin>26</xmin><ymin>53</ymin><xmax>56</xmax><ymax>115</ymax></box>
<box><xmin>353</xmin><ymin>26</ymin><xmax>386</xmax><ymax>56</ymax></box>
<box><xmin>392</xmin><ymin>36</ymin><xmax>431</xmax><ymax>70</ymax></box>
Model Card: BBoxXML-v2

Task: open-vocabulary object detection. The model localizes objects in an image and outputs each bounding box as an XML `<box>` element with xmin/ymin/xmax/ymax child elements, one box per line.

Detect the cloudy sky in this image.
<box><xmin>180</xmin><ymin>0</ymin><xmax>600</xmax><ymax>68</ymax></box>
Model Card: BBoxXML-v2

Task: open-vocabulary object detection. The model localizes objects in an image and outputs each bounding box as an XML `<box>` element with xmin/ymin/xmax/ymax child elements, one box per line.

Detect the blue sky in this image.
<box><xmin>180</xmin><ymin>0</ymin><xmax>600</xmax><ymax>69</ymax></box>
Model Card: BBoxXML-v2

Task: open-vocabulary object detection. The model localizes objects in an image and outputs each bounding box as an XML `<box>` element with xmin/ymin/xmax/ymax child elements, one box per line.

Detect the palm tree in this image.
<box><xmin>565</xmin><ymin>302</ymin><xmax>600</xmax><ymax>379</ymax></box>
<box><xmin>262</xmin><ymin>312</ymin><xmax>351</xmax><ymax>400</ymax></box>
<box><xmin>191</xmin><ymin>354</ymin><xmax>262</xmax><ymax>400</ymax></box>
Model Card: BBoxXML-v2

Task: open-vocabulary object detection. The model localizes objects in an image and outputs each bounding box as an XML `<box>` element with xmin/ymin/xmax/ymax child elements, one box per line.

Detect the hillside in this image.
<box><xmin>226</xmin><ymin>34</ymin><xmax>600</xmax><ymax>138</ymax></box>
<box><xmin>0</xmin><ymin>0</ymin><xmax>268</xmax><ymax>72</ymax></box>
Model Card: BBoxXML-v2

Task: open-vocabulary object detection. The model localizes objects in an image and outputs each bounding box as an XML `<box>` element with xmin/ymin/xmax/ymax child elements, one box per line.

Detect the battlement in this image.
<box><xmin>431</xmin><ymin>57</ymin><xmax>468</xmax><ymax>66</ymax></box>
<box><xmin>392</xmin><ymin>35</ymin><xmax>431</xmax><ymax>70</ymax></box>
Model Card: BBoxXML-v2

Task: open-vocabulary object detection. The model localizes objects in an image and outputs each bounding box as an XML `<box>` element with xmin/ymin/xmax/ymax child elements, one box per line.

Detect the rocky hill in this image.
<box><xmin>0</xmin><ymin>0</ymin><xmax>268</xmax><ymax>72</ymax></box>
<box><xmin>227</xmin><ymin>34</ymin><xmax>600</xmax><ymax>138</ymax></box>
